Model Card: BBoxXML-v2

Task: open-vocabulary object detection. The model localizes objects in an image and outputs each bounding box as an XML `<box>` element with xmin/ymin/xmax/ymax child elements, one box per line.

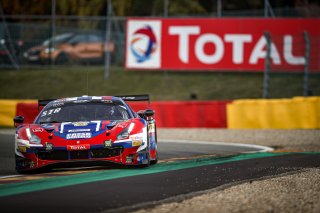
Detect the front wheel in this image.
<box><xmin>150</xmin><ymin>150</ymin><xmax>158</xmax><ymax>165</ymax></box>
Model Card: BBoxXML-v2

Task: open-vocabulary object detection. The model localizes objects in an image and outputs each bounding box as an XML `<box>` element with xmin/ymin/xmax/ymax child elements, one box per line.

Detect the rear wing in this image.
<box><xmin>37</xmin><ymin>94</ymin><xmax>151</xmax><ymax>111</ymax></box>
<box><xmin>117</xmin><ymin>94</ymin><xmax>150</xmax><ymax>105</ymax></box>
<box><xmin>38</xmin><ymin>99</ymin><xmax>55</xmax><ymax>111</ymax></box>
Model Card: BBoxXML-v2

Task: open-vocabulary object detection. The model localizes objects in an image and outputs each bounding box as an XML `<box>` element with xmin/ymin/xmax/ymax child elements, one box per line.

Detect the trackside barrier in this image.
<box><xmin>0</xmin><ymin>100</ymin><xmax>36</xmax><ymax>127</ymax></box>
<box><xmin>3</xmin><ymin>98</ymin><xmax>318</xmax><ymax>129</ymax></box>
<box><xmin>16</xmin><ymin>103</ymin><xmax>40</xmax><ymax>124</ymax></box>
<box><xmin>227</xmin><ymin>97</ymin><xmax>320</xmax><ymax>129</ymax></box>
<box><xmin>130</xmin><ymin>101</ymin><xmax>231</xmax><ymax>128</ymax></box>
<box><xmin>11</xmin><ymin>100</ymin><xmax>231</xmax><ymax>128</ymax></box>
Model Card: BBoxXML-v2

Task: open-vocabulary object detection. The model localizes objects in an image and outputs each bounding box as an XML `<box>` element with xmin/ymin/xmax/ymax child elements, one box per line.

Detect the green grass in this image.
<box><xmin>0</xmin><ymin>67</ymin><xmax>319</xmax><ymax>100</ymax></box>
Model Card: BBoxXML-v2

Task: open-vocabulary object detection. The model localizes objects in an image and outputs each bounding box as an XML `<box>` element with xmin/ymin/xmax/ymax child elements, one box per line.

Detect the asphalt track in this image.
<box><xmin>0</xmin><ymin>133</ymin><xmax>269</xmax><ymax>176</ymax></box>
<box><xmin>0</xmin><ymin>133</ymin><xmax>319</xmax><ymax>213</ymax></box>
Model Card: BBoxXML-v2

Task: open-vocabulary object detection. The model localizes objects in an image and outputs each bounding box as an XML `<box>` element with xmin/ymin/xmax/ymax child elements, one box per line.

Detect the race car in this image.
<box><xmin>13</xmin><ymin>95</ymin><xmax>157</xmax><ymax>173</ymax></box>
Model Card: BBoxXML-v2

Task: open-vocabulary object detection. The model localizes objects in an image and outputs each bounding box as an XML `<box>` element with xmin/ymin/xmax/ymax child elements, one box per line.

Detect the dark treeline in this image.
<box><xmin>1</xmin><ymin>0</ymin><xmax>319</xmax><ymax>17</ymax></box>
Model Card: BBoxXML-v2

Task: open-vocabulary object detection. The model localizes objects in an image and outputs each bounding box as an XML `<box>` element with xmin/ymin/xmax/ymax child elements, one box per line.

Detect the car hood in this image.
<box><xmin>26</xmin><ymin>45</ymin><xmax>45</xmax><ymax>53</ymax></box>
<box><xmin>30</xmin><ymin>120</ymin><xmax>129</xmax><ymax>140</ymax></box>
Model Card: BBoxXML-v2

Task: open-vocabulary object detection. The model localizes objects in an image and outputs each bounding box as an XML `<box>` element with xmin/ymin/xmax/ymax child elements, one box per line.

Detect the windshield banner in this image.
<box><xmin>125</xmin><ymin>18</ymin><xmax>320</xmax><ymax>72</ymax></box>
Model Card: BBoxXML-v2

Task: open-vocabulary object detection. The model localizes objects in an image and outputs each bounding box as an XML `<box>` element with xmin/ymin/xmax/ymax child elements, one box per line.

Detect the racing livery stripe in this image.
<box><xmin>1</xmin><ymin>152</ymin><xmax>319</xmax><ymax>197</ymax></box>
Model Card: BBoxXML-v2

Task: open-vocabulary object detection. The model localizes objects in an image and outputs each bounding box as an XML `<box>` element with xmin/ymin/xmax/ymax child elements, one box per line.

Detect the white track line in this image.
<box><xmin>159</xmin><ymin>139</ymin><xmax>274</xmax><ymax>153</ymax></box>
<box><xmin>0</xmin><ymin>175</ymin><xmax>23</xmax><ymax>179</ymax></box>
<box><xmin>0</xmin><ymin>131</ymin><xmax>15</xmax><ymax>135</ymax></box>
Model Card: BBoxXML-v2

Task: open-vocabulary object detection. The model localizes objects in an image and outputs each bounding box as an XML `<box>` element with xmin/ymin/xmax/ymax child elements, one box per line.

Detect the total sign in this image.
<box><xmin>126</xmin><ymin>18</ymin><xmax>320</xmax><ymax>72</ymax></box>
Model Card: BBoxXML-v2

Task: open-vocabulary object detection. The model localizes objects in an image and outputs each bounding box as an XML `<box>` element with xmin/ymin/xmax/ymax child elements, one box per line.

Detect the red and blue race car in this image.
<box><xmin>13</xmin><ymin>95</ymin><xmax>157</xmax><ymax>173</ymax></box>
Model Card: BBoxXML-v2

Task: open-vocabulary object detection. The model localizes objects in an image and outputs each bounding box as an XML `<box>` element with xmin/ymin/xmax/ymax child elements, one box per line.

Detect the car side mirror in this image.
<box><xmin>137</xmin><ymin>111</ymin><xmax>145</xmax><ymax>118</ymax></box>
<box><xmin>13</xmin><ymin>116</ymin><xmax>24</xmax><ymax>127</ymax></box>
<box><xmin>144</xmin><ymin>109</ymin><xmax>155</xmax><ymax>117</ymax></box>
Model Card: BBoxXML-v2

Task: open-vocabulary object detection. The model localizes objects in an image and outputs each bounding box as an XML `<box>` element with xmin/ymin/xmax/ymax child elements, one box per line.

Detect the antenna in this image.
<box><xmin>86</xmin><ymin>69</ymin><xmax>89</xmax><ymax>95</ymax></box>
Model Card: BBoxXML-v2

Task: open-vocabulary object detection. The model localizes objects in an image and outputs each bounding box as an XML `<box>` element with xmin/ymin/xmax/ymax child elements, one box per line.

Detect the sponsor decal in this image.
<box><xmin>67</xmin><ymin>144</ymin><xmax>90</xmax><ymax>151</ymax></box>
<box><xmin>132</xmin><ymin>140</ymin><xmax>143</xmax><ymax>147</ymax></box>
<box><xmin>73</xmin><ymin>122</ymin><xmax>89</xmax><ymax>126</ymax></box>
<box><xmin>68</xmin><ymin>129</ymin><xmax>91</xmax><ymax>133</ymax></box>
<box><xmin>73</xmin><ymin>100</ymin><xmax>89</xmax><ymax>103</ymax></box>
<box><xmin>148</xmin><ymin>123</ymin><xmax>155</xmax><ymax>132</ymax></box>
<box><xmin>32</xmin><ymin>128</ymin><xmax>44</xmax><ymax>133</ymax></box>
<box><xmin>126</xmin><ymin>20</ymin><xmax>162</xmax><ymax>69</ymax></box>
<box><xmin>101</xmin><ymin>99</ymin><xmax>113</xmax><ymax>103</ymax></box>
<box><xmin>66</xmin><ymin>132</ymin><xmax>92</xmax><ymax>139</ymax></box>
<box><xmin>130</xmin><ymin>25</ymin><xmax>157</xmax><ymax>63</ymax></box>
<box><xmin>104</xmin><ymin>140</ymin><xmax>112</xmax><ymax>147</ymax></box>
<box><xmin>130</xmin><ymin>134</ymin><xmax>143</xmax><ymax>146</ymax></box>
<box><xmin>52</xmin><ymin>102</ymin><xmax>64</xmax><ymax>107</ymax></box>
<box><xmin>41</xmin><ymin>108</ymin><xmax>61</xmax><ymax>117</ymax></box>
<box><xmin>17</xmin><ymin>146</ymin><xmax>27</xmax><ymax>152</ymax></box>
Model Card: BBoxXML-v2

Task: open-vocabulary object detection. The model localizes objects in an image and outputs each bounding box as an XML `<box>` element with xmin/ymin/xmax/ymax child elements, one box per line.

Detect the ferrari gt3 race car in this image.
<box><xmin>13</xmin><ymin>95</ymin><xmax>157</xmax><ymax>173</ymax></box>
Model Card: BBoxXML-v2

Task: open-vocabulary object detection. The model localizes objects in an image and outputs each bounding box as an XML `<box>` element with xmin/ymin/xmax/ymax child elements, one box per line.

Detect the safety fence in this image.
<box><xmin>0</xmin><ymin>97</ymin><xmax>319</xmax><ymax>129</ymax></box>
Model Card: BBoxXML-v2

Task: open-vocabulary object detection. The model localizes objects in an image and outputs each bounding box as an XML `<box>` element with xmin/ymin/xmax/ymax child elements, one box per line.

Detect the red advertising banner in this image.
<box><xmin>126</xmin><ymin>18</ymin><xmax>320</xmax><ymax>72</ymax></box>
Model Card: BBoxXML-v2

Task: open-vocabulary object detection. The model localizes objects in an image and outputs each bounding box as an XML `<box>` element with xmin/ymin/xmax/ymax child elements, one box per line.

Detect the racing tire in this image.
<box><xmin>15</xmin><ymin>154</ymin><xmax>51</xmax><ymax>174</ymax></box>
<box><xmin>55</xmin><ymin>53</ymin><xmax>71</xmax><ymax>65</ymax></box>
<box><xmin>138</xmin><ymin>135</ymin><xmax>151</xmax><ymax>168</ymax></box>
<box><xmin>150</xmin><ymin>152</ymin><xmax>158</xmax><ymax>165</ymax></box>
<box><xmin>150</xmin><ymin>124</ymin><xmax>158</xmax><ymax>165</ymax></box>
<box><xmin>136</xmin><ymin>152</ymin><xmax>150</xmax><ymax>168</ymax></box>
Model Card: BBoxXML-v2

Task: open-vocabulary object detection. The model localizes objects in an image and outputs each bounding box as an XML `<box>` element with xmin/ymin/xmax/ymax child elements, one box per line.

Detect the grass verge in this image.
<box><xmin>0</xmin><ymin>66</ymin><xmax>319</xmax><ymax>100</ymax></box>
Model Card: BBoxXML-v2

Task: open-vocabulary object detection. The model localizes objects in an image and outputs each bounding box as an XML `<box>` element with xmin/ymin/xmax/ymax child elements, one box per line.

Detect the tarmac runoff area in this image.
<box><xmin>133</xmin><ymin>128</ymin><xmax>320</xmax><ymax>213</ymax></box>
<box><xmin>133</xmin><ymin>168</ymin><xmax>320</xmax><ymax>213</ymax></box>
<box><xmin>0</xmin><ymin>128</ymin><xmax>319</xmax><ymax>213</ymax></box>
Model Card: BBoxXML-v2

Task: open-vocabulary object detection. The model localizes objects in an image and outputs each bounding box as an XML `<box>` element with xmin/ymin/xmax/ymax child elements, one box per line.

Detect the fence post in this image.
<box><xmin>50</xmin><ymin>0</ymin><xmax>56</xmax><ymax>67</ymax></box>
<box><xmin>264</xmin><ymin>0</ymin><xmax>268</xmax><ymax>17</ymax></box>
<box><xmin>264</xmin><ymin>0</ymin><xmax>275</xmax><ymax>18</ymax></box>
<box><xmin>303</xmin><ymin>31</ymin><xmax>310</xmax><ymax>96</ymax></box>
<box><xmin>164</xmin><ymin>0</ymin><xmax>168</xmax><ymax>17</ymax></box>
<box><xmin>104</xmin><ymin>0</ymin><xmax>112</xmax><ymax>80</ymax></box>
<box><xmin>217</xmin><ymin>0</ymin><xmax>222</xmax><ymax>17</ymax></box>
<box><xmin>263</xmin><ymin>32</ymin><xmax>271</xmax><ymax>98</ymax></box>
<box><xmin>0</xmin><ymin>3</ymin><xmax>19</xmax><ymax>69</ymax></box>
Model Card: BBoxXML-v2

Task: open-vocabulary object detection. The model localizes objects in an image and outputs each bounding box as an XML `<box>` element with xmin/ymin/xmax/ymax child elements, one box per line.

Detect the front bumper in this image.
<box><xmin>15</xmin><ymin>144</ymin><xmax>149</xmax><ymax>172</ymax></box>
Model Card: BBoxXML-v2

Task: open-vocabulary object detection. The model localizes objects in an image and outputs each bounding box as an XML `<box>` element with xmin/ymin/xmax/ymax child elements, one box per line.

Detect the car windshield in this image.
<box><xmin>42</xmin><ymin>33</ymin><xmax>73</xmax><ymax>46</ymax></box>
<box><xmin>35</xmin><ymin>102</ymin><xmax>130</xmax><ymax>124</ymax></box>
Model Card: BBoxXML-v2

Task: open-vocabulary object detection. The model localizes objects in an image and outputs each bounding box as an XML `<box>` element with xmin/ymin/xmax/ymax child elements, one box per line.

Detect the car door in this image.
<box><xmin>67</xmin><ymin>34</ymin><xmax>88</xmax><ymax>61</ymax></box>
<box><xmin>86</xmin><ymin>34</ymin><xmax>104</xmax><ymax>60</ymax></box>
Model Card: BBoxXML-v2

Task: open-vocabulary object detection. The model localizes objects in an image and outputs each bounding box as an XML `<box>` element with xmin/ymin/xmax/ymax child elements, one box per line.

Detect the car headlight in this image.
<box><xmin>117</xmin><ymin>128</ymin><xmax>129</xmax><ymax>140</ymax></box>
<box><xmin>44</xmin><ymin>47</ymin><xmax>55</xmax><ymax>54</ymax></box>
<box><xmin>26</xmin><ymin>128</ymin><xmax>42</xmax><ymax>144</ymax></box>
<box><xmin>117</xmin><ymin>123</ymin><xmax>134</xmax><ymax>140</ymax></box>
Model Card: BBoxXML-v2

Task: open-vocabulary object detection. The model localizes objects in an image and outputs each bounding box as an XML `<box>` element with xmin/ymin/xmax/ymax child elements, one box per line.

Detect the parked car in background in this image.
<box><xmin>23</xmin><ymin>32</ymin><xmax>115</xmax><ymax>65</ymax></box>
<box><xmin>0</xmin><ymin>38</ymin><xmax>24</xmax><ymax>65</ymax></box>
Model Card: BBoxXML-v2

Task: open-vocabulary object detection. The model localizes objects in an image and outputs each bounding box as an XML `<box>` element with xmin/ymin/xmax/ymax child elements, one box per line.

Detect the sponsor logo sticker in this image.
<box><xmin>32</xmin><ymin>128</ymin><xmax>44</xmax><ymax>133</ymax></box>
<box><xmin>126</xmin><ymin>20</ymin><xmax>162</xmax><ymax>69</ymax></box>
<box><xmin>67</xmin><ymin>144</ymin><xmax>90</xmax><ymax>151</ymax></box>
<box><xmin>68</xmin><ymin>129</ymin><xmax>91</xmax><ymax>133</ymax></box>
<box><xmin>66</xmin><ymin>132</ymin><xmax>92</xmax><ymax>139</ymax></box>
<box><xmin>73</xmin><ymin>122</ymin><xmax>89</xmax><ymax>127</ymax></box>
